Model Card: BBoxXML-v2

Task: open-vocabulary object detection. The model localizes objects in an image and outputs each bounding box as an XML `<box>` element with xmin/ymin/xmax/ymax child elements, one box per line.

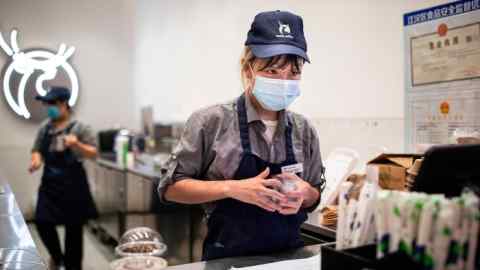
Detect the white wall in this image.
<box><xmin>0</xmin><ymin>0</ymin><xmax>453</xmax><ymax>216</ymax></box>
<box><xmin>0</xmin><ymin>0</ymin><xmax>137</xmax><ymax>217</ymax></box>
<box><xmin>134</xmin><ymin>0</ymin><xmax>451</xmax><ymax>170</ymax></box>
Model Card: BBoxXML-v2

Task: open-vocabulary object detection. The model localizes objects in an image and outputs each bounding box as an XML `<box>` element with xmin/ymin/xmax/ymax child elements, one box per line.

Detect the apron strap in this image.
<box><xmin>284</xmin><ymin>116</ymin><xmax>297</xmax><ymax>163</ymax></box>
<box><xmin>63</xmin><ymin>121</ymin><xmax>80</xmax><ymax>164</ymax></box>
<box><xmin>65</xmin><ymin>121</ymin><xmax>78</xmax><ymax>134</ymax></box>
<box><xmin>40</xmin><ymin>123</ymin><xmax>54</xmax><ymax>157</ymax></box>
<box><xmin>237</xmin><ymin>94</ymin><xmax>297</xmax><ymax>162</ymax></box>
<box><xmin>237</xmin><ymin>94</ymin><xmax>252</xmax><ymax>153</ymax></box>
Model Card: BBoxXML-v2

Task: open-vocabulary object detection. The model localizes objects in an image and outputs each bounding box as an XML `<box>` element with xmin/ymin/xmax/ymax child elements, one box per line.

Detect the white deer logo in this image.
<box><xmin>0</xmin><ymin>29</ymin><xmax>79</xmax><ymax>119</ymax></box>
<box><xmin>278</xmin><ymin>21</ymin><xmax>291</xmax><ymax>35</ymax></box>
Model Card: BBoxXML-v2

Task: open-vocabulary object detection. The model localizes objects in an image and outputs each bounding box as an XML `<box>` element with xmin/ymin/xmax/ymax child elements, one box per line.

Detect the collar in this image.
<box><xmin>47</xmin><ymin>118</ymin><xmax>76</xmax><ymax>135</ymax></box>
<box><xmin>243</xmin><ymin>93</ymin><xmax>290</xmax><ymax>131</ymax></box>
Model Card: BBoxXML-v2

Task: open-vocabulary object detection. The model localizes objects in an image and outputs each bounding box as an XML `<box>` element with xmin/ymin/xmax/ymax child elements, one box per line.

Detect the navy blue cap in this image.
<box><xmin>35</xmin><ymin>86</ymin><xmax>71</xmax><ymax>103</ymax></box>
<box><xmin>245</xmin><ymin>10</ymin><xmax>310</xmax><ymax>63</ymax></box>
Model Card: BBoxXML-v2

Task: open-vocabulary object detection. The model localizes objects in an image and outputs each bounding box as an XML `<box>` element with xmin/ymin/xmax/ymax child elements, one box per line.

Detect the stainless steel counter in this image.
<box><xmin>87</xmin><ymin>158</ymin><xmax>204</xmax><ymax>265</ymax></box>
<box><xmin>0</xmin><ymin>175</ymin><xmax>47</xmax><ymax>269</ymax></box>
<box><xmin>95</xmin><ymin>157</ymin><xmax>162</xmax><ymax>179</ymax></box>
<box><xmin>89</xmin><ymin>157</ymin><xmax>164</xmax><ymax>215</ymax></box>
<box><xmin>163</xmin><ymin>244</ymin><xmax>322</xmax><ymax>270</ymax></box>
<box><xmin>91</xmin><ymin>157</ymin><xmax>335</xmax><ymax>265</ymax></box>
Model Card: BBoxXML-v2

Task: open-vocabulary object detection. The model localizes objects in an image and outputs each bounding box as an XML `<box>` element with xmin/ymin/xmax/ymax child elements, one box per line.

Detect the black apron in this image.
<box><xmin>35</xmin><ymin>121</ymin><xmax>98</xmax><ymax>225</ymax></box>
<box><xmin>202</xmin><ymin>94</ymin><xmax>307</xmax><ymax>260</ymax></box>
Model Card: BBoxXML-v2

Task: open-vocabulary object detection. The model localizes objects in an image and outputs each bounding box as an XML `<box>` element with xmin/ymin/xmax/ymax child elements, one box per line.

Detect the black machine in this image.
<box><xmin>97</xmin><ymin>129</ymin><xmax>120</xmax><ymax>153</ymax></box>
<box><xmin>97</xmin><ymin>129</ymin><xmax>146</xmax><ymax>158</ymax></box>
<box><xmin>412</xmin><ymin>143</ymin><xmax>480</xmax><ymax>270</ymax></box>
<box><xmin>412</xmin><ymin>144</ymin><xmax>480</xmax><ymax>197</ymax></box>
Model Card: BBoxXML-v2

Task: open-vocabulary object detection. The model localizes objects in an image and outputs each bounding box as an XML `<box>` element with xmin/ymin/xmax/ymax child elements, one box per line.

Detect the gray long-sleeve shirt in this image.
<box><xmin>158</xmin><ymin>94</ymin><xmax>325</xmax><ymax>215</ymax></box>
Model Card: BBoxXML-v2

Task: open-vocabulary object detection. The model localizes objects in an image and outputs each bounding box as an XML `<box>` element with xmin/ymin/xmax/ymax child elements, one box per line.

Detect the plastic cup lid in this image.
<box><xmin>120</xmin><ymin>227</ymin><xmax>164</xmax><ymax>244</ymax></box>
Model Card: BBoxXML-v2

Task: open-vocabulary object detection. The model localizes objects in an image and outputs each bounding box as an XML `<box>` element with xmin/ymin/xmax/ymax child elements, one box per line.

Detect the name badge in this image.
<box><xmin>281</xmin><ymin>163</ymin><xmax>303</xmax><ymax>174</ymax></box>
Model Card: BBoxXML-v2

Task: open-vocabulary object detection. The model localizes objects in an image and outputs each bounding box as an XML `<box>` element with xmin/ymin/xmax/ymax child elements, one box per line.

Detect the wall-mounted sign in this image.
<box><xmin>404</xmin><ymin>0</ymin><xmax>480</xmax><ymax>151</ymax></box>
<box><xmin>0</xmin><ymin>29</ymin><xmax>79</xmax><ymax>119</ymax></box>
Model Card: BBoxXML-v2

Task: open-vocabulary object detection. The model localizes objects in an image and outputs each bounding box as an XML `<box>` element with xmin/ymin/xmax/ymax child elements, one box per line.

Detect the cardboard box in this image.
<box><xmin>367</xmin><ymin>153</ymin><xmax>422</xmax><ymax>190</ymax></box>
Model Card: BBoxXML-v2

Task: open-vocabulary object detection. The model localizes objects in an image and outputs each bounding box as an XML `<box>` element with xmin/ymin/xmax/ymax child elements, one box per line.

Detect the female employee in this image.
<box><xmin>158</xmin><ymin>11</ymin><xmax>325</xmax><ymax>260</ymax></box>
<box><xmin>29</xmin><ymin>87</ymin><xmax>98</xmax><ymax>270</ymax></box>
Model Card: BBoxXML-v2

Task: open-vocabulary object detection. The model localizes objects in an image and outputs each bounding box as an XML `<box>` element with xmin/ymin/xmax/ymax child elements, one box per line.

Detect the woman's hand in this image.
<box><xmin>63</xmin><ymin>135</ymin><xmax>98</xmax><ymax>159</ymax></box>
<box><xmin>225</xmin><ymin>168</ymin><xmax>287</xmax><ymax>212</ymax></box>
<box><xmin>28</xmin><ymin>152</ymin><xmax>43</xmax><ymax>173</ymax></box>
<box><xmin>64</xmin><ymin>134</ymin><xmax>79</xmax><ymax>148</ymax></box>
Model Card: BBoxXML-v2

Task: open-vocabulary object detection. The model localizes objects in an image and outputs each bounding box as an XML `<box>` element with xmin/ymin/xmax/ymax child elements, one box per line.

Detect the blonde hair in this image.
<box><xmin>240</xmin><ymin>46</ymin><xmax>256</xmax><ymax>91</ymax></box>
<box><xmin>239</xmin><ymin>46</ymin><xmax>304</xmax><ymax>91</ymax></box>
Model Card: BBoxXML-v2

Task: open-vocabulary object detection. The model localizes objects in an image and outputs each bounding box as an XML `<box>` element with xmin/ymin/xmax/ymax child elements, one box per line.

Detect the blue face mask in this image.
<box><xmin>252</xmin><ymin>75</ymin><xmax>301</xmax><ymax>111</ymax></box>
<box><xmin>47</xmin><ymin>106</ymin><xmax>61</xmax><ymax>120</ymax></box>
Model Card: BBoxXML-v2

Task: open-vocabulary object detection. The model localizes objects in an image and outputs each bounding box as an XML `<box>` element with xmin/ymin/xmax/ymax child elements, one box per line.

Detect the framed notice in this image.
<box><xmin>404</xmin><ymin>0</ymin><xmax>480</xmax><ymax>151</ymax></box>
<box><xmin>411</xmin><ymin>22</ymin><xmax>480</xmax><ymax>86</ymax></box>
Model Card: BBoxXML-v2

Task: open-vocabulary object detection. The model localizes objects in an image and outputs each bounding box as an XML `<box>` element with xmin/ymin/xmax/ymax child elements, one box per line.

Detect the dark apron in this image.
<box><xmin>35</xmin><ymin>121</ymin><xmax>98</xmax><ymax>225</ymax></box>
<box><xmin>202</xmin><ymin>94</ymin><xmax>307</xmax><ymax>260</ymax></box>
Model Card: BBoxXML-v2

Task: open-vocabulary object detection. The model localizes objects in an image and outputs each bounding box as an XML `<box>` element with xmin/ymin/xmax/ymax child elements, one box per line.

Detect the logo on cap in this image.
<box><xmin>276</xmin><ymin>21</ymin><xmax>293</xmax><ymax>39</ymax></box>
<box><xmin>0</xmin><ymin>29</ymin><xmax>79</xmax><ymax>119</ymax></box>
